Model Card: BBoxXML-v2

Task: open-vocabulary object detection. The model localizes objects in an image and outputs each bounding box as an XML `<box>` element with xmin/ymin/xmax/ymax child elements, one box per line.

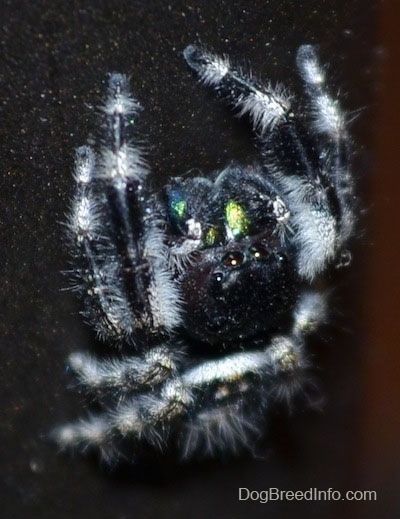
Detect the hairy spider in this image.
<box><xmin>53</xmin><ymin>44</ymin><xmax>355</xmax><ymax>462</ymax></box>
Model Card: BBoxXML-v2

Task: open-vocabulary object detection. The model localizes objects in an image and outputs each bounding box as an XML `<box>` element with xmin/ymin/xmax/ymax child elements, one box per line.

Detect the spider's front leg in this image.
<box><xmin>69</xmin><ymin>74</ymin><xmax>181</xmax><ymax>344</ymax></box>
<box><xmin>184</xmin><ymin>45</ymin><xmax>353</xmax><ymax>280</ymax></box>
<box><xmin>295</xmin><ymin>45</ymin><xmax>355</xmax><ymax>245</ymax></box>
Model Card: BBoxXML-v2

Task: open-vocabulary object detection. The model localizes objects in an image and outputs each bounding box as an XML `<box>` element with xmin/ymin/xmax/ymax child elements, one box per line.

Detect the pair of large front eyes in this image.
<box><xmin>221</xmin><ymin>242</ymin><xmax>274</xmax><ymax>268</ymax></box>
<box><xmin>212</xmin><ymin>242</ymin><xmax>287</xmax><ymax>290</ymax></box>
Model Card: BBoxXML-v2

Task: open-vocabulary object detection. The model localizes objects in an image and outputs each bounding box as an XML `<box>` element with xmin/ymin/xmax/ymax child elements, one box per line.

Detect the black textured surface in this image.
<box><xmin>0</xmin><ymin>1</ymin><xmax>384</xmax><ymax>518</ymax></box>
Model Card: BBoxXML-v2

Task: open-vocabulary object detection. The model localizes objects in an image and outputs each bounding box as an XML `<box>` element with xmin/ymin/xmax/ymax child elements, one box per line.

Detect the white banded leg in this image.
<box><xmin>68</xmin><ymin>345</ymin><xmax>182</xmax><ymax>392</ymax></box>
<box><xmin>183</xmin><ymin>45</ymin><xmax>292</xmax><ymax>134</ymax></box>
<box><xmin>296</xmin><ymin>45</ymin><xmax>354</xmax><ymax>244</ymax></box>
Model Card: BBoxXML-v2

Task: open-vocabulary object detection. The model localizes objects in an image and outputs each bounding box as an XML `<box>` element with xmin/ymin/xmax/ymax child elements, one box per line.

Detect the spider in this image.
<box><xmin>53</xmin><ymin>44</ymin><xmax>355</xmax><ymax>462</ymax></box>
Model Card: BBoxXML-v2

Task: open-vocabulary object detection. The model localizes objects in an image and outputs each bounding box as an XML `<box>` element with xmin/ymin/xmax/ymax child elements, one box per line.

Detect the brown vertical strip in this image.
<box><xmin>358</xmin><ymin>1</ymin><xmax>400</xmax><ymax>515</ymax></box>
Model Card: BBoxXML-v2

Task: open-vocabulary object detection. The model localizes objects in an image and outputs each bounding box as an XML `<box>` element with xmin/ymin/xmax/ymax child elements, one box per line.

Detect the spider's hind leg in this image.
<box><xmin>67</xmin><ymin>345</ymin><xmax>182</xmax><ymax>395</ymax></box>
<box><xmin>51</xmin><ymin>376</ymin><xmax>193</xmax><ymax>460</ymax></box>
<box><xmin>52</xmin><ymin>291</ymin><xmax>324</xmax><ymax>461</ymax></box>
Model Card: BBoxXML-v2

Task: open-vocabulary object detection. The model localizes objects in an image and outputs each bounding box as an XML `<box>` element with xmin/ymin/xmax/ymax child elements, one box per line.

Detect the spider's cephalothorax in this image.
<box><xmin>53</xmin><ymin>45</ymin><xmax>355</xmax><ymax>462</ymax></box>
<box><xmin>165</xmin><ymin>164</ymin><xmax>301</xmax><ymax>346</ymax></box>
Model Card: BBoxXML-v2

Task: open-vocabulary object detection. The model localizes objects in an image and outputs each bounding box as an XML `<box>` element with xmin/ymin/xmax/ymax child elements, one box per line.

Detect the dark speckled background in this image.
<box><xmin>2</xmin><ymin>1</ymin><xmax>399</xmax><ymax>518</ymax></box>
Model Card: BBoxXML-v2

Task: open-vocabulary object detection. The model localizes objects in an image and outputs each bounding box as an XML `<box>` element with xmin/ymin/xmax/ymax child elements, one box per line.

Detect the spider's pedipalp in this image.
<box><xmin>274</xmin><ymin>171</ymin><xmax>338</xmax><ymax>280</ymax></box>
<box><xmin>292</xmin><ymin>291</ymin><xmax>327</xmax><ymax>336</ymax></box>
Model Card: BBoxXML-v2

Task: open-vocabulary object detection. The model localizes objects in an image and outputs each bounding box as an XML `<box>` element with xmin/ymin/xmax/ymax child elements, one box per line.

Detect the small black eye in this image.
<box><xmin>213</xmin><ymin>271</ymin><xmax>224</xmax><ymax>283</ymax></box>
<box><xmin>221</xmin><ymin>251</ymin><xmax>245</xmax><ymax>268</ymax></box>
<box><xmin>210</xmin><ymin>271</ymin><xmax>226</xmax><ymax>299</ymax></box>
<box><xmin>249</xmin><ymin>242</ymin><xmax>269</xmax><ymax>260</ymax></box>
<box><xmin>274</xmin><ymin>251</ymin><xmax>288</xmax><ymax>264</ymax></box>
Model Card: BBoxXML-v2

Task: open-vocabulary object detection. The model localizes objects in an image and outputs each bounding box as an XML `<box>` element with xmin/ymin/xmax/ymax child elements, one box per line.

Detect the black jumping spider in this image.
<box><xmin>53</xmin><ymin>44</ymin><xmax>355</xmax><ymax>462</ymax></box>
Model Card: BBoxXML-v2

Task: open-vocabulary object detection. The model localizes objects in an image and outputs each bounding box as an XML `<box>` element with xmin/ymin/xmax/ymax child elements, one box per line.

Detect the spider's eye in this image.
<box><xmin>222</xmin><ymin>251</ymin><xmax>245</xmax><ymax>268</ymax></box>
<box><xmin>249</xmin><ymin>242</ymin><xmax>270</xmax><ymax>260</ymax></box>
<box><xmin>225</xmin><ymin>200</ymin><xmax>249</xmax><ymax>238</ymax></box>
<box><xmin>213</xmin><ymin>271</ymin><xmax>224</xmax><ymax>283</ymax></box>
<box><xmin>274</xmin><ymin>251</ymin><xmax>288</xmax><ymax>265</ymax></box>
